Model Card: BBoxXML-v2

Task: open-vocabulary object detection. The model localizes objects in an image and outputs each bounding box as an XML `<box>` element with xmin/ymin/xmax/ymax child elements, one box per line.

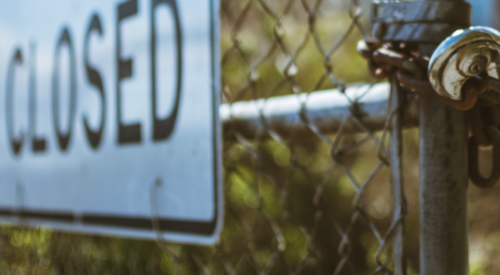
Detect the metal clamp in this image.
<box><xmin>371</xmin><ymin>1</ymin><xmax>471</xmax><ymax>42</ymax></box>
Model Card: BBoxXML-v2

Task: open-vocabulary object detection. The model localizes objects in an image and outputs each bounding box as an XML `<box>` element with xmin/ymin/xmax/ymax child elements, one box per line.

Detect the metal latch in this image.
<box><xmin>428</xmin><ymin>26</ymin><xmax>500</xmax><ymax>188</ymax></box>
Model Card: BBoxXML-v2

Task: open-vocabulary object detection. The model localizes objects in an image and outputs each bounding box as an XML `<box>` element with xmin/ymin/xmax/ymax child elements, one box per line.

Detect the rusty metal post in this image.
<box><xmin>419</xmin><ymin>0</ymin><xmax>470</xmax><ymax>274</ymax></box>
<box><xmin>389</xmin><ymin>75</ymin><xmax>406</xmax><ymax>275</ymax></box>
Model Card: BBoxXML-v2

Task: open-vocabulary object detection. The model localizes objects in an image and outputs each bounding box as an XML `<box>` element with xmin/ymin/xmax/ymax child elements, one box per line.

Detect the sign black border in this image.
<box><xmin>0</xmin><ymin>0</ymin><xmax>221</xmax><ymax>238</ymax></box>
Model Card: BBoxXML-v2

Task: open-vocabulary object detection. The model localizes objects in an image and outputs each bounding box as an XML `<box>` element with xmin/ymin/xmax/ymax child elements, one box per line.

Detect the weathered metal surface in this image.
<box><xmin>371</xmin><ymin>1</ymin><xmax>471</xmax><ymax>25</ymax></box>
<box><xmin>419</xmin><ymin>93</ymin><xmax>469</xmax><ymax>275</ymax></box>
<box><xmin>374</xmin><ymin>22</ymin><xmax>468</xmax><ymax>43</ymax></box>
<box><xmin>220</xmin><ymin>83</ymin><xmax>419</xmax><ymax>140</ymax></box>
<box><xmin>371</xmin><ymin>0</ymin><xmax>471</xmax><ymax>42</ymax></box>
<box><xmin>479</xmin><ymin>74</ymin><xmax>500</xmax><ymax>94</ymax></box>
<box><xmin>420</xmin><ymin>0</ymin><xmax>469</xmax><ymax>273</ymax></box>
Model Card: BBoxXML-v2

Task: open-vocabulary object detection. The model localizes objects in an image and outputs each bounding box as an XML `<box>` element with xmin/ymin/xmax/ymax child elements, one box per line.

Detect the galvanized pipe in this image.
<box><xmin>220</xmin><ymin>83</ymin><xmax>419</xmax><ymax>140</ymax></box>
<box><xmin>420</xmin><ymin>0</ymin><xmax>469</xmax><ymax>273</ymax></box>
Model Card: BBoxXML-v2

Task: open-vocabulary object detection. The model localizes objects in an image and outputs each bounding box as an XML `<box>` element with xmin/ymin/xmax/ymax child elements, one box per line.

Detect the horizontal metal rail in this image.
<box><xmin>220</xmin><ymin>83</ymin><xmax>419</xmax><ymax>139</ymax></box>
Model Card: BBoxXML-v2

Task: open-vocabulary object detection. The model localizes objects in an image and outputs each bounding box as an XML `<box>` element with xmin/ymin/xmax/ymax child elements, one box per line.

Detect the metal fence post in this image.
<box><xmin>419</xmin><ymin>0</ymin><xmax>470</xmax><ymax>274</ymax></box>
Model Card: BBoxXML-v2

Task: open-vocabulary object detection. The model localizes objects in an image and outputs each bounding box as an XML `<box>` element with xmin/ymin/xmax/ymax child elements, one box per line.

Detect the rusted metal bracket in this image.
<box><xmin>371</xmin><ymin>1</ymin><xmax>471</xmax><ymax>42</ymax></box>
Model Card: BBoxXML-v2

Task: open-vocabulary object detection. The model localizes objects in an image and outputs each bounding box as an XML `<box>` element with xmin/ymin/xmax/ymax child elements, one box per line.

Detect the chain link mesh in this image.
<box><xmin>216</xmin><ymin>0</ymin><xmax>403</xmax><ymax>273</ymax></box>
<box><xmin>2</xmin><ymin>0</ymin><xmax>419</xmax><ymax>274</ymax></box>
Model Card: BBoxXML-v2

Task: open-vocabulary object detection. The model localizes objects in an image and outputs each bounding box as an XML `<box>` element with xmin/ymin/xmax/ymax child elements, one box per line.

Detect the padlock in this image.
<box><xmin>428</xmin><ymin>26</ymin><xmax>500</xmax><ymax>100</ymax></box>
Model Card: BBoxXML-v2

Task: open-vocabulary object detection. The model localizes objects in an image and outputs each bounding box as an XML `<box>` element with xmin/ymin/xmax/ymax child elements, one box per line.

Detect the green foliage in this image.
<box><xmin>1</xmin><ymin>225</ymin><xmax>170</xmax><ymax>274</ymax></box>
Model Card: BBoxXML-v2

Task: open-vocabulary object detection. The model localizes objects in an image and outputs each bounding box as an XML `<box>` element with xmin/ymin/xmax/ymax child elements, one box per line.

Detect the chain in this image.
<box><xmin>358</xmin><ymin>40</ymin><xmax>483</xmax><ymax>110</ymax></box>
<box><xmin>358</xmin><ymin>40</ymin><xmax>500</xmax><ymax>188</ymax></box>
<box><xmin>468</xmin><ymin>103</ymin><xmax>500</xmax><ymax>188</ymax></box>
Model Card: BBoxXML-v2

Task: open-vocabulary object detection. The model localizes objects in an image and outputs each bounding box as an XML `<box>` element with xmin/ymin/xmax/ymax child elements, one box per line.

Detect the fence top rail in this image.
<box><xmin>221</xmin><ymin>82</ymin><xmax>419</xmax><ymax>140</ymax></box>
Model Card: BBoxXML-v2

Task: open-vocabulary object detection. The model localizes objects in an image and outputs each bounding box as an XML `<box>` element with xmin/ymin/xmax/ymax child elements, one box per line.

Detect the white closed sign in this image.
<box><xmin>0</xmin><ymin>0</ymin><xmax>221</xmax><ymax>244</ymax></box>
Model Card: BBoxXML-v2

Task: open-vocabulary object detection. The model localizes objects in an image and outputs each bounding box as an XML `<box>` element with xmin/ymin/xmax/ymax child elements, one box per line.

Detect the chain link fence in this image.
<box><xmin>218</xmin><ymin>0</ymin><xmax>406</xmax><ymax>273</ymax></box>
<box><xmin>2</xmin><ymin>0</ymin><xmax>500</xmax><ymax>274</ymax></box>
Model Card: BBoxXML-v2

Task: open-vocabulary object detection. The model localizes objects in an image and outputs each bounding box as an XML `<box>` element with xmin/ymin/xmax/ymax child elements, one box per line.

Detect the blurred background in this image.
<box><xmin>2</xmin><ymin>0</ymin><xmax>500</xmax><ymax>274</ymax></box>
